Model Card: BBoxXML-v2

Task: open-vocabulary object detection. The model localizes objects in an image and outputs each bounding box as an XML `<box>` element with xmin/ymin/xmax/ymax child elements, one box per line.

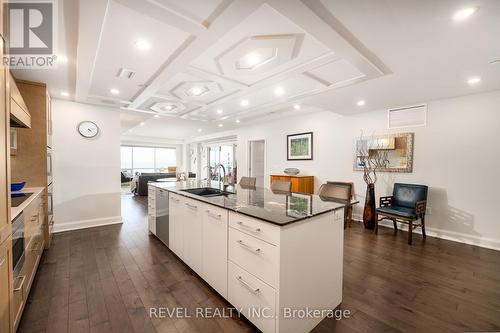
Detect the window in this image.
<box><xmin>208</xmin><ymin>144</ymin><xmax>236</xmax><ymax>181</ymax></box>
<box><xmin>120</xmin><ymin>146</ymin><xmax>177</xmax><ymax>175</ymax></box>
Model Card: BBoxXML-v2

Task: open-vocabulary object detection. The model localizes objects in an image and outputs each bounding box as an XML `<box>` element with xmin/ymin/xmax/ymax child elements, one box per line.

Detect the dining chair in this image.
<box><xmin>375</xmin><ymin>183</ymin><xmax>428</xmax><ymax>245</ymax></box>
<box><xmin>270</xmin><ymin>179</ymin><xmax>292</xmax><ymax>193</ymax></box>
<box><xmin>319</xmin><ymin>182</ymin><xmax>354</xmax><ymax>227</ymax></box>
<box><xmin>239</xmin><ymin>176</ymin><xmax>256</xmax><ymax>187</ymax></box>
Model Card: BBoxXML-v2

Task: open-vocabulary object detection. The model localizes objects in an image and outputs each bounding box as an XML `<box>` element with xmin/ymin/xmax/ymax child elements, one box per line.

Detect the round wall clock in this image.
<box><xmin>77</xmin><ymin>121</ymin><xmax>99</xmax><ymax>138</ymax></box>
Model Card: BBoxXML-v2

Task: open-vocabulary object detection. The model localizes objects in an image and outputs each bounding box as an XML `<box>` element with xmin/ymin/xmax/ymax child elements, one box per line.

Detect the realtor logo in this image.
<box><xmin>4</xmin><ymin>0</ymin><xmax>57</xmax><ymax>68</ymax></box>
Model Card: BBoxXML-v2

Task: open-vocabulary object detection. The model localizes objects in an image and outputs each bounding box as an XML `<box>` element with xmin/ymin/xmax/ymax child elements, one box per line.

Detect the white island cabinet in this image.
<box><xmin>164</xmin><ymin>191</ymin><xmax>345</xmax><ymax>333</ymax></box>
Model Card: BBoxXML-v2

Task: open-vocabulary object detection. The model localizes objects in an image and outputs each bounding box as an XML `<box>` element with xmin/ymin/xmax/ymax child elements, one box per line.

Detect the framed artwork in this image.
<box><xmin>287</xmin><ymin>132</ymin><xmax>313</xmax><ymax>160</ymax></box>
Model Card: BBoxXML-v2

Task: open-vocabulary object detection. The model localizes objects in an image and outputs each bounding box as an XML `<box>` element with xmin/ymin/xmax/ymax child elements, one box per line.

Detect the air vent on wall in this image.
<box><xmin>388</xmin><ymin>104</ymin><xmax>427</xmax><ymax>129</ymax></box>
<box><xmin>116</xmin><ymin>68</ymin><xmax>136</xmax><ymax>79</ymax></box>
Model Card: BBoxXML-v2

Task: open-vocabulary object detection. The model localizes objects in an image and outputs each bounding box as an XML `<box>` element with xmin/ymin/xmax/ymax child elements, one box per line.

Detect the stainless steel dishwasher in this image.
<box><xmin>155</xmin><ymin>188</ymin><xmax>170</xmax><ymax>246</ymax></box>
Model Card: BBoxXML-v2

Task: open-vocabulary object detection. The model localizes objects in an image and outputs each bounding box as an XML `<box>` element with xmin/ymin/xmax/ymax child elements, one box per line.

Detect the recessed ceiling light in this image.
<box><xmin>357</xmin><ymin>100</ymin><xmax>366</xmax><ymax>106</ymax></box>
<box><xmin>453</xmin><ymin>6</ymin><xmax>479</xmax><ymax>22</ymax></box>
<box><xmin>274</xmin><ymin>86</ymin><xmax>285</xmax><ymax>96</ymax></box>
<box><xmin>60</xmin><ymin>91</ymin><xmax>69</xmax><ymax>97</ymax></box>
<box><xmin>154</xmin><ymin>114</ymin><xmax>160</xmax><ymax>118</ymax></box>
<box><xmin>293</xmin><ymin>104</ymin><xmax>301</xmax><ymax>110</ymax></box>
<box><xmin>240</xmin><ymin>99</ymin><xmax>249</xmax><ymax>107</ymax></box>
<box><xmin>190</xmin><ymin>86</ymin><xmax>203</xmax><ymax>96</ymax></box>
<box><xmin>235</xmin><ymin>119</ymin><xmax>241</xmax><ymax>123</ymax></box>
<box><xmin>467</xmin><ymin>77</ymin><xmax>481</xmax><ymax>85</ymax></box>
<box><xmin>243</xmin><ymin>52</ymin><xmax>262</xmax><ymax>67</ymax></box>
<box><xmin>218</xmin><ymin>123</ymin><xmax>223</xmax><ymax>127</ymax></box>
<box><xmin>139</xmin><ymin>122</ymin><xmax>145</xmax><ymax>126</ymax></box>
<box><xmin>135</xmin><ymin>39</ymin><xmax>151</xmax><ymax>51</ymax></box>
<box><xmin>57</xmin><ymin>55</ymin><xmax>68</xmax><ymax>63</ymax></box>
<box><xmin>216</xmin><ymin>108</ymin><xmax>223</xmax><ymax>114</ymax></box>
<box><xmin>197</xmin><ymin>128</ymin><xmax>202</xmax><ymax>133</ymax></box>
<box><xmin>110</xmin><ymin>88</ymin><xmax>120</xmax><ymax>95</ymax></box>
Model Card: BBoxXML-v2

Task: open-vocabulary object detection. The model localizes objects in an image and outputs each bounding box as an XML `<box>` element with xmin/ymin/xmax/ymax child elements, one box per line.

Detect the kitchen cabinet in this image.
<box><xmin>0</xmin><ymin>236</ymin><xmax>13</xmax><ymax>333</ymax></box>
<box><xmin>168</xmin><ymin>193</ymin><xmax>184</xmax><ymax>258</ymax></box>
<box><xmin>164</xmin><ymin>186</ymin><xmax>345</xmax><ymax>333</ymax></box>
<box><xmin>270</xmin><ymin>175</ymin><xmax>314</xmax><ymax>194</ymax></box>
<box><xmin>202</xmin><ymin>205</ymin><xmax>228</xmax><ymax>298</ymax></box>
<box><xmin>12</xmin><ymin>189</ymin><xmax>45</xmax><ymax>332</ymax></box>
<box><xmin>182</xmin><ymin>197</ymin><xmax>203</xmax><ymax>274</ymax></box>
<box><xmin>0</xmin><ymin>36</ymin><xmax>10</xmax><ymax>246</ymax></box>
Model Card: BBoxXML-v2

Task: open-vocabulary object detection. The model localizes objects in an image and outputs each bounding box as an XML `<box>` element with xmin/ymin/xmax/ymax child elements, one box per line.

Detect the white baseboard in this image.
<box><xmin>352</xmin><ymin>213</ymin><xmax>500</xmax><ymax>251</ymax></box>
<box><xmin>53</xmin><ymin>216</ymin><xmax>123</xmax><ymax>233</ymax></box>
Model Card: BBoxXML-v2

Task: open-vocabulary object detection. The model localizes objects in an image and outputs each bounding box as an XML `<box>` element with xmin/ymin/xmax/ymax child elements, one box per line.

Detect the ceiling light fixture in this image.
<box><xmin>216</xmin><ymin>108</ymin><xmax>223</xmax><ymax>114</ymax></box>
<box><xmin>357</xmin><ymin>100</ymin><xmax>366</xmax><ymax>106</ymax></box>
<box><xmin>218</xmin><ymin>123</ymin><xmax>223</xmax><ymax>127</ymax></box>
<box><xmin>139</xmin><ymin>122</ymin><xmax>145</xmax><ymax>126</ymax></box>
<box><xmin>240</xmin><ymin>99</ymin><xmax>249</xmax><ymax>107</ymax></box>
<box><xmin>467</xmin><ymin>77</ymin><xmax>481</xmax><ymax>85</ymax></box>
<box><xmin>134</xmin><ymin>39</ymin><xmax>151</xmax><ymax>51</ymax></box>
<box><xmin>243</xmin><ymin>52</ymin><xmax>262</xmax><ymax>67</ymax></box>
<box><xmin>154</xmin><ymin>114</ymin><xmax>160</xmax><ymax>118</ymax></box>
<box><xmin>190</xmin><ymin>86</ymin><xmax>203</xmax><ymax>96</ymax></box>
<box><xmin>110</xmin><ymin>88</ymin><xmax>120</xmax><ymax>95</ymax></box>
<box><xmin>293</xmin><ymin>104</ymin><xmax>301</xmax><ymax>110</ymax></box>
<box><xmin>60</xmin><ymin>91</ymin><xmax>69</xmax><ymax>97</ymax></box>
<box><xmin>235</xmin><ymin>119</ymin><xmax>241</xmax><ymax>123</ymax></box>
<box><xmin>274</xmin><ymin>86</ymin><xmax>285</xmax><ymax>96</ymax></box>
<box><xmin>57</xmin><ymin>55</ymin><xmax>68</xmax><ymax>63</ymax></box>
<box><xmin>453</xmin><ymin>6</ymin><xmax>479</xmax><ymax>22</ymax></box>
<box><xmin>197</xmin><ymin>128</ymin><xmax>202</xmax><ymax>133</ymax></box>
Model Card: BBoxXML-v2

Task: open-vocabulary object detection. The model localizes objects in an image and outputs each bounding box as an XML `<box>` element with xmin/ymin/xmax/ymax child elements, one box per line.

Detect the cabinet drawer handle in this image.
<box><xmin>237</xmin><ymin>240</ymin><xmax>261</xmax><ymax>254</ymax></box>
<box><xmin>236</xmin><ymin>276</ymin><xmax>260</xmax><ymax>294</ymax></box>
<box><xmin>13</xmin><ymin>275</ymin><xmax>26</xmax><ymax>292</ymax></box>
<box><xmin>185</xmin><ymin>203</ymin><xmax>198</xmax><ymax>209</ymax></box>
<box><xmin>237</xmin><ymin>221</ymin><xmax>261</xmax><ymax>233</ymax></box>
<box><xmin>206</xmin><ymin>210</ymin><xmax>221</xmax><ymax>219</ymax></box>
<box><xmin>0</xmin><ymin>257</ymin><xmax>6</xmax><ymax>267</ymax></box>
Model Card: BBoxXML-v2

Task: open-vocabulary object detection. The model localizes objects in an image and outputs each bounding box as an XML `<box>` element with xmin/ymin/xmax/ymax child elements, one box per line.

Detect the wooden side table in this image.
<box><xmin>270</xmin><ymin>175</ymin><xmax>314</xmax><ymax>194</ymax></box>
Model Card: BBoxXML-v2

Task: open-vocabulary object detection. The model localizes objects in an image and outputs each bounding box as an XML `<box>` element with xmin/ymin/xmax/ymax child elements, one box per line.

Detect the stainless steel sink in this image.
<box><xmin>181</xmin><ymin>188</ymin><xmax>235</xmax><ymax>197</ymax></box>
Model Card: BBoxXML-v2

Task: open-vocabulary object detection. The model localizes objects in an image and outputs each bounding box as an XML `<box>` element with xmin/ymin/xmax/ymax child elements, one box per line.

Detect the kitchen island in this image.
<box><xmin>148</xmin><ymin>180</ymin><xmax>350</xmax><ymax>333</ymax></box>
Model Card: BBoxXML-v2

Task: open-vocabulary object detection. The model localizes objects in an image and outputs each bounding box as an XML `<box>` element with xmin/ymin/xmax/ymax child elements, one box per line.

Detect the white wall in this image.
<box><xmin>226</xmin><ymin>91</ymin><xmax>500</xmax><ymax>250</ymax></box>
<box><xmin>52</xmin><ymin>100</ymin><xmax>122</xmax><ymax>232</ymax></box>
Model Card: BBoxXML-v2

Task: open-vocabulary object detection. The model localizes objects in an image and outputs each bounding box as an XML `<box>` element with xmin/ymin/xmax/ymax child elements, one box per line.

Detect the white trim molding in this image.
<box><xmin>53</xmin><ymin>216</ymin><xmax>123</xmax><ymax>233</ymax></box>
<box><xmin>352</xmin><ymin>214</ymin><xmax>500</xmax><ymax>251</ymax></box>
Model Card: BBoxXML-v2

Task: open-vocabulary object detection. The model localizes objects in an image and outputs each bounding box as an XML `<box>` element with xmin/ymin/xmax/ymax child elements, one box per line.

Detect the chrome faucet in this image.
<box><xmin>214</xmin><ymin>163</ymin><xmax>228</xmax><ymax>185</ymax></box>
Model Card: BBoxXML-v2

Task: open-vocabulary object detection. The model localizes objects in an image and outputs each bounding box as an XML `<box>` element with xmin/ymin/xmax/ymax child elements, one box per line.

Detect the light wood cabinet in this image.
<box><xmin>0</xmin><ymin>36</ymin><xmax>10</xmax><ymax>246</ymax></box>
<box><xmin>270</xmin><ymin>175</ymin><xmax>314</xmax><ymax>194</ymax></box>
<box><xmin>0</xmin><ymin>237</ymin><xmax>13</xmax><ymax>333</ymax></box>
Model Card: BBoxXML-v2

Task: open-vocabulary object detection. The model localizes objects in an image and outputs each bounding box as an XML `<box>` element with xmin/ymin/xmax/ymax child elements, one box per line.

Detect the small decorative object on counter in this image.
<box><xmin>11</xmin><ymin>182</ymin><xmax>26</xmax><ymax>192</ymax></box>
<box><xmin>284</xmin><ymin>168</ymin><xmax>300</xmax><ymax>175</ymax></box>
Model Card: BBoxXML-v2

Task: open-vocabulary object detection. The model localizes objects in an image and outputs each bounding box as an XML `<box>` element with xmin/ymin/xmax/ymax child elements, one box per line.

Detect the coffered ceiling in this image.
<box><xmin>11</xmin><ymin>0</ymin><xmax>500</xmax><ymax>140</ymax></box>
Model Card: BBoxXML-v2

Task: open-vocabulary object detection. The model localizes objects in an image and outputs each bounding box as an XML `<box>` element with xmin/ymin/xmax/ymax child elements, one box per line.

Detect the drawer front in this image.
<box><xmin>229</xmin><ymin>212</ymin><xmax>280</xmax><ymax>246</ymax></box>
<box><xmin>228</xmin><ymin>261</ymin><xmax>276</xmax><ymax>333</ymax></box>
<box><xmin>229</xmin><ymin>228</ymin><xmax>279</xmax><ymax>288</ymax></box>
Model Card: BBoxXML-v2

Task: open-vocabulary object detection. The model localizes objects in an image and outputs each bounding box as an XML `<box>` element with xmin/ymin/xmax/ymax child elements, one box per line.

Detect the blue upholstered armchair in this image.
<box><xmin>375</xmin><ymin>183</ymin><xmax>428</xmax><ymax>245</ymax></box>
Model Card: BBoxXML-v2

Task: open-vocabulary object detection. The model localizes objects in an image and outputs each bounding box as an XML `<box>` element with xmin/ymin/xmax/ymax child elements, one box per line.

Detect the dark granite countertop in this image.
<box><xmin>150</xmin><ymin>180</ymin><xmax>359</xmax><ymax>226</ymax></box>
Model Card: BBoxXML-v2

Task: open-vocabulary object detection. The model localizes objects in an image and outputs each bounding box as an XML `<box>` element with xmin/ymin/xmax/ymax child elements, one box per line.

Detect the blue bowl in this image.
<box><xmin>11</xmin><ymin>182</ymin><xmax>26</xmax><ymax>192</ymax></box>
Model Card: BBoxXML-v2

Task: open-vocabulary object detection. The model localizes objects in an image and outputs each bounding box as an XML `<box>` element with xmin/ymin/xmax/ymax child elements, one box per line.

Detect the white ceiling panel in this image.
<box><xmin>156</xmin><ymin>72</ymin><xmax>240</xmax><ymax>105</ymax></box>
<box><xmin>150</xmin><ymin>0</ymin><xmax>229</xmax><ymax>26</ymax></box>
<box><xmin>304</xmin><ymin>58</ymin><xmax>365</xmax><ymax>86</ymax></box>
<box><xmin>191</xmin><ymin>3</ymin><xmax>331</xmax><ymax>85</ymax></box>
<box><xmin>89</xmin><ymin>1</ymin><xmax>190</xmax><ymax>101</ymax></box>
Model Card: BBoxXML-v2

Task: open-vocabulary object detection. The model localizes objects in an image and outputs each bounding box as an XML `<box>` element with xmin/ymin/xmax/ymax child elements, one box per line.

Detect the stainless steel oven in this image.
<box><xmin>12</xmin><ymin>213</ymin><xmax>25</xmax><ymax>277</ymax></box>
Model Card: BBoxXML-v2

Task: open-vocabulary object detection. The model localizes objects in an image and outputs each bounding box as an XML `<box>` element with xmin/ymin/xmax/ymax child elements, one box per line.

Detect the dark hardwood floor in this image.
<box><xmin>18</xmin><ymin>193</ymin><xmax>500</xmax><ymax>333</ymax></box>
